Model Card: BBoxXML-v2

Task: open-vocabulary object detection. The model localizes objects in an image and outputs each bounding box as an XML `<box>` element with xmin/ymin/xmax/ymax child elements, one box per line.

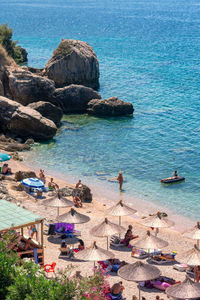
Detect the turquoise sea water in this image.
<box><xmin>0</xmin><ymin>0</ymin><xmax>200</xmax><ymax>219</ymax></box>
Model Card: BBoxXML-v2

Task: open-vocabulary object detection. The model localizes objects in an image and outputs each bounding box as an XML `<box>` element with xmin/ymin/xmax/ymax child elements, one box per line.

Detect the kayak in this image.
<box><xmin>160</xmin><ymin>176</ymin><xmax>185</xmax><ymax>184</ymax></box>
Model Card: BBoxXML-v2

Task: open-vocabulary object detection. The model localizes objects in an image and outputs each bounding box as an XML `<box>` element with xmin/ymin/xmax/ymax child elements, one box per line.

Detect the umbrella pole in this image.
<box><xmin>57</xmin><ymin>207</ymin><xmax>59</xmax><ymax>217</ymax></box>
<box><xmin>138</xmin><ymin>284</ymin><xmax>141</xmax><ymax>300</ymax></box>
<box><xmin>119</xmin><ymin>216</ymin><xmax>121</xmax><ymax>238</ymax></box>
<box><xmin>197</xmin><ymin>239</ymin><xmax>200</xmax><ymax>250</ymax></box>
<box><xmin>107</xmin><ymin>236</ymin><xmax>108</xmax><ymax>250</ymax></box>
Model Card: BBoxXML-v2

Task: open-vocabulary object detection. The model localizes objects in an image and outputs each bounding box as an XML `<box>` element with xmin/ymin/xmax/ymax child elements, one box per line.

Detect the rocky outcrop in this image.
<box><xmin>87</xmin><ymin>97</ymin><xmax>134</xmax><ymax>116</ymax></box>
<box><xmin>52</xmin><ymin>84</ymin><xmax>101</xmax><ymax>114</ymax></box>
<box><xmin>59</xmin><ymin>185</ymin><xmax>92</xmax><ymax>203</ymax></box>
<box><xmin>43</xmin><ymin>39</ymin><xmax>99</xmax><ymax>89</ymax></box>
<box><xmin>0</xmin><ymin>96</ymin><xmax>57</xmax><ymax>141</ymax></box>
<box><xmin>15</xmin><ymin>171</ymin><xmax>37</xmax><ymax>182</ymax></box>
<box><xmin>6</xmin><ymin>66</ymin><xmax>55</xmax><ymax>105</ymax></box>
<box><xmin>28</xmin><ymin>101</ymin><xmax>63</xmax><ymax>127</ymax></box>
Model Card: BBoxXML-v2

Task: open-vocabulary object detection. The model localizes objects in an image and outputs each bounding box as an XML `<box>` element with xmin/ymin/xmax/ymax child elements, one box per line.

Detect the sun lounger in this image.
<box><xmin>173</xmin><ymin>263</ymin><xmax>188</xmax><ymax>272</ymax></box>
<box><xmin>150</xmin><ymin>253</ymin><xmax>176</xmax><ymax>264</ymax></box>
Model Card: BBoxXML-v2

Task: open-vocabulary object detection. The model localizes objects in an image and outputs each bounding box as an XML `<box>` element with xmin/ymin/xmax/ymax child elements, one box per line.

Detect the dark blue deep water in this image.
<box><xmin>0</xmin><ymin>0</ymin><xmax>200</xmax><ymax>219</ymax></box>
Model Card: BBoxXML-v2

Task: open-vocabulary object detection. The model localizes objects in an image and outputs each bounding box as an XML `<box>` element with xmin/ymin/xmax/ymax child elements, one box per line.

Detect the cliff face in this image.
<box><xmin>43</xmin><ymin>39</ymin><xmax>99</xmax><ymax>89</ymax></box>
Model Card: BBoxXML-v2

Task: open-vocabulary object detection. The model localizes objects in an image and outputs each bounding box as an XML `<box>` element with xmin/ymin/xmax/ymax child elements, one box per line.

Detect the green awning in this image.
<box><xmin>0</xmin><ymin>200</ymin><xmax>44</xmax><ymax>231</ymax></box>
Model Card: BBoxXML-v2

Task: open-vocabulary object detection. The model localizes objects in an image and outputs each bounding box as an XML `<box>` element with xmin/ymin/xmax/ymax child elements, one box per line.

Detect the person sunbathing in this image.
<box><xmin>73</xmin><ymin>239</ymin><xmax>85</xmax><ymax>253</ymax></box>
<box><xmin>48</xmin><ymin>178</ymin><xmax>59</xmax><ymax>190</ymax></box>
<box><xmin>73</xmin><ymin>194</ymin><xmax>82</xmax><ymax>207</ymax></box>
<box><xmin>2</xmin><ymin>163</ymin><xmax>12</xmax><ymax>175</ymax></box>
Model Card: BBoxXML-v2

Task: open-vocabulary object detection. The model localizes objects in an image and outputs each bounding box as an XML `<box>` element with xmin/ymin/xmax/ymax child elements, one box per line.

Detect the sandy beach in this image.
<box><xmin>2</xmin><ymin>156</ymin><xmax>197</xmax><ymax>300</ymax></box>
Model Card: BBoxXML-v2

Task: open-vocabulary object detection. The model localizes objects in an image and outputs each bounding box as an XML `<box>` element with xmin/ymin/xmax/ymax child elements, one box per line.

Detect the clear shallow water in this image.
<box><xmin>0</xmin><ymin>0</ymin><xmax>200</xmax><ymax>219</ymax></box>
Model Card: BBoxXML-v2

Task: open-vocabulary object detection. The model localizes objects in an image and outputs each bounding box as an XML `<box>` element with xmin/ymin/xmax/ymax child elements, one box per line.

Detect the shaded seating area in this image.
<box><xmin>110</xmin><ymin>235</ymin><xmax>138</xmax><ymax>248</ymax></box>
<box><xmin>47</xmin><ymin>223</ymin><xmax>81</xmax><ymax>238</ymax></box>
<box><xmin>140</xmin><ymin>275</ymin><xmax>179</xmax><ymax>292</ymax></box>
<box><xmin>0</xmin><ymin>200</ymin><xmax>45</xmax><ymax>266</ymax></box>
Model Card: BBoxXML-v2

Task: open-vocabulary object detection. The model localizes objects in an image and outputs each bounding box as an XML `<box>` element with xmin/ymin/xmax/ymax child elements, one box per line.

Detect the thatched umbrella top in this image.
<box><xmin>118</xmin><ymin>261</ymin><xmax>161</xmax><ymax>282</ymax></box>
<box><xmin>183</xmin><ymin>222</ymin><xmax>200</xmax><ymax>241</ymax></box>
<box><xmin>90</xmin><ymin>218</ymin><xmax>125</xmax><ymax>237</ymax></box>
<box><xmin>166</xmin><ymin>276</ymin><xmax>200</xmax><ymax>299</ymax></box>
<box><xmin>57</xmin><ymin>208</ymin><xmax>90</xmax><ymax>224</ymax></box>
<box><xmin>107</xmin><ymin>200</ymin><xmax>137</xmax><ymax>217</ymax></box>
<box><xmin>43</xmin><ymin>193</ymin><xmax>73</xmax><ymax>208</ymax></box>
<box><xmin>133</xmin><ymin>230</ymin><xmax>168</xmax><ymax>250</ymax></box>
<box><xmin>177</xmin><ymin>244</ymin><xmax>200</xmax><ymax>266</ymax></box>
<box><xmin>75</xmin><ymin>241</ymin><xmax>115</xmax><ymax>262</ymax></box>
<box><xmin>139</xmin><ymin>212</ymin><xmax>174</xmax><ymax>229</ymax></box>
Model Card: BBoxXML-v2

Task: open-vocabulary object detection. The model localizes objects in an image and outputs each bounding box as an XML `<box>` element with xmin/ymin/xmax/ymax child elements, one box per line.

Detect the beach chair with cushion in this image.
<box><xmin>150</xmin><ymin>252</ymin><xmax>177</xmax><ymax>264</ymax></box>
<box><xmin>110</xmin><ymin>236</ymin><xmax>124</xmax><ymax>247</ymax></box>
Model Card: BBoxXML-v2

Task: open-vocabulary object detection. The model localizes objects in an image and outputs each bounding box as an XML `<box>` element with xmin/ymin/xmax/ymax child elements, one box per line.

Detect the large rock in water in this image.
<box><xmin>43</xmin><ymin>39</ymin><xmax>99</xmax><ymax>89</ymax></box>
<box><xmin>0</xmin><ymin>96</ymin><xmax>57</xmax><ymax>141</ymax></box>
<box><xmin>87</xmin><ymin>97</ymin><xmax>134</xmax><ymax>116</ymax></box>
<box><xmin>6</xmin><ymin>66</ymin><xmax>55</xmax><ymax>105</ymax></box>
<box><xmin>28</xmin><ymin>101</ymin><xmax>63</xmax><ymax>127</ymax></box>
<box><xmin>52</xmin><ymin>84</ymin><xmax>101</xmax><ymax>114</ymax></box>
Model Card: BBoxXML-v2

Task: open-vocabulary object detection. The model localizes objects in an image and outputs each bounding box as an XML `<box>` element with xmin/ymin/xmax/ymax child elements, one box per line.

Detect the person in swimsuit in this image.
<box><xmin>124</xmin><ymin>225</ymin><xmax>135</xmax><ymax>246</ymax></box>
<box><xmin>39</xmin><ymin>169</ymin><xmax>46</xmax><ymax>184</ymax></box>
<box><xmin>30</xmin><ymin>224</ymin><xmax>38</xmax><ymax>241</ymax></box>
<box><xmin>117</xmin><ymin>171</ymin><xmax>124</xmax><ymax>191</ymax></box>
<box><xmin>173</xmin><ymin>170</ymin><xmax>178</xmax><ymax>177</ymax></box>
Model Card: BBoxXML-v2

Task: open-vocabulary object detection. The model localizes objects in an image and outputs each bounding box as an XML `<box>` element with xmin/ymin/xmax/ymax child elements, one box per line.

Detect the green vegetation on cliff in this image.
<box><xmin>0</xmin><ymin>23</ymin><xmax>27</xmax><ymax>64</ymax></box>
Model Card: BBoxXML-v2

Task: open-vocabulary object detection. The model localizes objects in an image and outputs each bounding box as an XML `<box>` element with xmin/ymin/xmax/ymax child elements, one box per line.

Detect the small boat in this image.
<box><xmin>160</xmin><ymin>176</ymin><xmax>185</xmax><ymax>184</ymax></box>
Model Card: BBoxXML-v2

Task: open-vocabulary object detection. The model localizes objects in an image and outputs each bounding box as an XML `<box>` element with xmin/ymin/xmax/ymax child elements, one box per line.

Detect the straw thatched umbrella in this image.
<box><xmin>90</xmin><ymin>217</ymin><xmax>125</xmax><ymax>250</ymax></box>
<box><xmin>139</xmin><ymin>212</ymin><xmax>174</xmax><ymax>236</ymax></box>
<box><xmin>43</xmin><ymin>192</ymin><xmax>73</xmax><ymax>217</ymax></box>
<box><xmin>133</xmin><ymin>230</ymin><xmax>168</xmax><ymax>251</ymax></box>
<box><xmin>75</xmin><ymin>241</ymin><xmax>115</xmax><ymax>267</ymax></box>
<box><xmin>166</xmin><ymin>275</ymin><xmax>200</xmax><ymax>299</ymax></box>
<box><xmin>107</xmin><ymin>200</ymin><xmax>137</xmax><ymax>226</ymax></box>
<box><xmin>183</xmin><ymin>222</ymin><xmax>200</xmax><ymax>249</ymax></box>
<box><xmin>118</xmin><ymin>261</ymin><xmax>161</xmax><ymax>300</ymax></box>
<box><xmin>177</xmin><ymin>245</ymin><xmax>200</xmax><ymax>283</ymax></box>
<box><xmin>177</xmin><ymin>245</ymin><xmax>200</xmax><ymax>267</ymax></box>
<box><xmin>57</xmin><ymin>208</ymin><xmax>90</xmax><ymax>224</ymax></box>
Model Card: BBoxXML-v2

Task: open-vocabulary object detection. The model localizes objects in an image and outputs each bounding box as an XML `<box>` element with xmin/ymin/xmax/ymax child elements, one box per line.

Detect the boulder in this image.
<box><xmin>53</xmin><ymin>84</ymin><xmax>101</xmax><ymax>114</ymax></box>
<box><xmin>28</xmin><ymin>101</ymin><xmax>63</xmax><ymax>127</ymax></box>
<box><xmin>58</xmin><ymin>184</ymin><xmax>92</xmax><ymax>202</ymax></box>
<box><xmin>87</xmin><ymin>96</ymin><xmax>134</xmax><ymax>116</ymax></box>
<box><xmin>15</xmin><ymin>171</ymin><xmax>37</xmax><ymax>182</ymax></box>
<box><xmin>72</xmin><ymin>185</ymin><xmax>92</xmax><ymax>203</ymax></box>
<box><xmin>6</xmin><ymin>66</ymin><xmax>55</xmax><ymax>105</ymax></box>
<box><xmin>0</xmin><ymin>96</ymin><xmax>57</xmax><ymax>141</ymax></box>
<box><xmin>43</xmin><ymin>39</ymin><xmax>99</xmax><ymax>89</ymax></box>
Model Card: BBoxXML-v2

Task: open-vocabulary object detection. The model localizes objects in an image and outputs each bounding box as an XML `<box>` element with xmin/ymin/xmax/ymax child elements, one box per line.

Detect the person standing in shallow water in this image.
<box><xmin>117</xmin><ymin>171</ymin><xmax>124</xmax><ymax>191</ymax></box>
